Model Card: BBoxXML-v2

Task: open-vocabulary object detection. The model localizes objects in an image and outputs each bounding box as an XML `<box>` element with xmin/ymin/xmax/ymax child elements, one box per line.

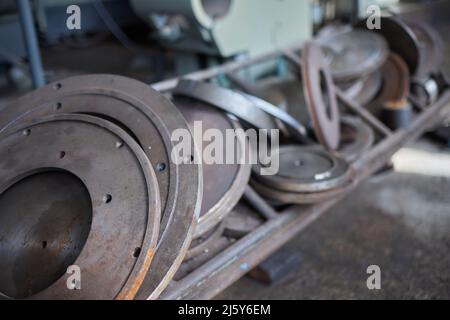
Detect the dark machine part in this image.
<box><xmin>355</xmin><ymin>16</ymin><xmax>444</xmax><ymax>81</ymax></box>
<box><xmin>318</xmin><ymin>30</ymin><xmax>389</xmax><ymax>82</ymax></box>
<box><xmin>382</xmin><ymin>105</ymin><xmax>413</xmax><ymax>130</ymax></box>
<box><xmin>301</xmin><ymin>41</ymin><xmax>340</xmax><ymax>150</ymax></box>
<box><xmin>248</xmin><ymin>247</ymin><xmax>303</xmax><ymax>285</ymax></box>
<box><xmin>0</xmin><ymin>75</ymin><xmax>202</xmax><ymax>300</ymax></box>
<box><xmin>172</xmin><ymin>96</ymin><xmax>251</xmax><ymax>238</ymax></box>
<box><xmin>0</xmin><ymin>113</ymin><xmax>161</xmax><ymax>299</ymax></box>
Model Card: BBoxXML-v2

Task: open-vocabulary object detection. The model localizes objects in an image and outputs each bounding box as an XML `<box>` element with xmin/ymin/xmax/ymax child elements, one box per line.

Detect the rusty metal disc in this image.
<box><xmin>337</xmin><ymin>116</ymin><xmax>375</xmax><ymax>162</ymax></box>
<box><xmin>253</xmin><ymin>145</ymin><xmax>351</xmax><ymax>193</ymax></box>
<box><xmin>0</xmin><ymin>113</ymin><xmax>161</xmax><ymax>299</ymax></box>
<box><xmin>319</xmin><ymin>30</ymin><xmax>389</xmax><ymax>82</ymax></box>
<box><xmin>0</xmin><ymin>75</ymin><xmax>202</xmax><ymax>300</ymax></box>
<box><xmin>173</xmin><ymin>96</ymin><xmax>251</xmax><ymax>238</ymax></box>
<box><xmin>302</xmin><ymin>41</ymin><xmax>340</xmax><ymax>150</ymax></box>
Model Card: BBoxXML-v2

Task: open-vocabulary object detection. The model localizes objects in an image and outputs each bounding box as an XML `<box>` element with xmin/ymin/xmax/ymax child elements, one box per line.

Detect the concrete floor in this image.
<box><xmin>218</xmin><ymin>140</ymin><xmax>450</xmax><ymax>299</ymax></box>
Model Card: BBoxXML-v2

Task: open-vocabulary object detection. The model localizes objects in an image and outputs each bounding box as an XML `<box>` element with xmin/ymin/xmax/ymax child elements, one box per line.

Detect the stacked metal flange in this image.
<box><xmin>0</xmin><ymin>75</ymin><xmax>202</xmax><ymax>300</ymax></box>
<box><xmin>250</xmin><ymin>145</ymin><xmax>353</xmax><ymax>205</ymax></box>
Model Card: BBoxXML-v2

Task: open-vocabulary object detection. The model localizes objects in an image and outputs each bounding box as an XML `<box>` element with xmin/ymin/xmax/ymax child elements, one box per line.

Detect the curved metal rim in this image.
<box><xmin>0</xmin><ymin>113</ymin><xmax>161</xmax><ymax>300</ymax></box>
<box><xmin>301</xmin><ymin>41</ymin><xmax>340</xmax><ymax>150</ymax></box>
<box><xmin>0</xmin><ymin>75</ymin><xmax>202</xmax><ymax>300</ymax></box>
<box><xmin>173</xmin><ymin>79</ymin><xmax>279</xmax><ymax>131</ymax></box>
<box><xmin>193</xmin><ymin>119</ymin><xmax>252</xmax><ymax>238</ymax></box>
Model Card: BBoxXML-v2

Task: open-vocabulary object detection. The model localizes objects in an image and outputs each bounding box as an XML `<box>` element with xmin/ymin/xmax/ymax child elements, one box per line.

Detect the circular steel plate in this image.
<box><xmin>173</xmin><ymin>96</ymin><xmax>251</xmax><ymax>238</ymax></box>
<box><xmin>0</xmin><ymin>114</ymin><xmax>160</xmax><ymax>299</ymax></box>
<box><xmin>302</xmin><ymin>41</ymin><xmax>340</xmax><ymax>150</ymax></box>
<box><xmin>253</xmin><ymin>145</ymin><xmax>351</xmax><ymax>193</ymax></box>
<box><xmin>0</xmin><ymin>75</ymin><xmax>202</xmax><ymax>300</ymax></box>
<box><xmin>319</xmin><ymin>30</ymin><xmax>389</xmax><ymax>82</ymax></box>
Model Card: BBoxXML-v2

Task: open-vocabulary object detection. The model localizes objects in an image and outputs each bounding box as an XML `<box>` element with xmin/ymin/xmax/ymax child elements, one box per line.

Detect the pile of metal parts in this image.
<box><xmin>0</xmin><ymin>16</ymin><xmax>447</xmax><ymax>300</ymax></box>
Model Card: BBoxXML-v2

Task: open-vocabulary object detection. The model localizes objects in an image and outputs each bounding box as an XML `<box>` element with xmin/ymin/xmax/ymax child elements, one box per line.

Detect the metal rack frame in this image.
<box><xmin>151</xmin><ymin>44</ymin><xmax>450</xmax><ymax>300</ymax></box>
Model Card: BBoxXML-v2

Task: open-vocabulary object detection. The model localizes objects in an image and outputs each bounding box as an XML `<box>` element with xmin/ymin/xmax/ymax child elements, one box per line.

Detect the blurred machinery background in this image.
<box><xmin>0</xmin><ymin>0</ymin><xmax>409</xmax><ymax>93</ymax></box>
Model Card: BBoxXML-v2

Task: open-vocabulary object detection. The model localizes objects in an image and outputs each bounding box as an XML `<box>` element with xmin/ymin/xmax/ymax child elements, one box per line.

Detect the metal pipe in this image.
<box><xmin>17</xmin><ymin>0</ymin><xmax>45</xmax><ymax>88</ymax></box>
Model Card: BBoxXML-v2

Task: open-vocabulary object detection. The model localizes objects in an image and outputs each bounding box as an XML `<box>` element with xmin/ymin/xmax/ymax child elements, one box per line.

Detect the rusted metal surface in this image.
<box><xmin>0</xmin><ymin>114</ymin><xmax>161</xmax><ymax>299</ymax></box>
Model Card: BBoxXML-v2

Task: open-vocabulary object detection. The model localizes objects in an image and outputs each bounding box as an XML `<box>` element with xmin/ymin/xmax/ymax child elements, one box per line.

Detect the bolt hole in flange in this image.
<box><xmin>0</xmin><ymin>170</ymin><xmax>93</xmax><ymax>299</ymax></box>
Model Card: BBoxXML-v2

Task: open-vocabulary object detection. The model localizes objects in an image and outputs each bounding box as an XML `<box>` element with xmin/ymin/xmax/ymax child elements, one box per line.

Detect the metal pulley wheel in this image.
<box><xmin>302</xmin><ymin>41</ymin><xmax>340</xmax><ymax>150</ymax></box>
<box><xmin>318</xmin><ymin>30</ymin><xmax>389</xmax><ymax>82</ymax></box>
<box><xmin>0</xmin><ymin>75</ymin><xmax>202</xmax><ymax>300</ymax></box>
<box><xmin>0</xmin><ymin>114</ymin><xmax>161</xmax><ymax>299</ymax></box>
<box><xmin>172</xmin><ymin>96</ymin><xmax>251</xmax><ymax>238</ymax></box>
<box><xmin>337</xmin><ymin>116</ymin><xmax>375</xmax><ymax>162</ymax></box>
<box><xmin>252</xmin><ymin>145</ymin><xmax>351</xmax><ymax>193</ymax></box>
<box><xmin>250</xmin><ymin>177</ymin><xmax>354</xmax><ymax>205</ymax></box>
